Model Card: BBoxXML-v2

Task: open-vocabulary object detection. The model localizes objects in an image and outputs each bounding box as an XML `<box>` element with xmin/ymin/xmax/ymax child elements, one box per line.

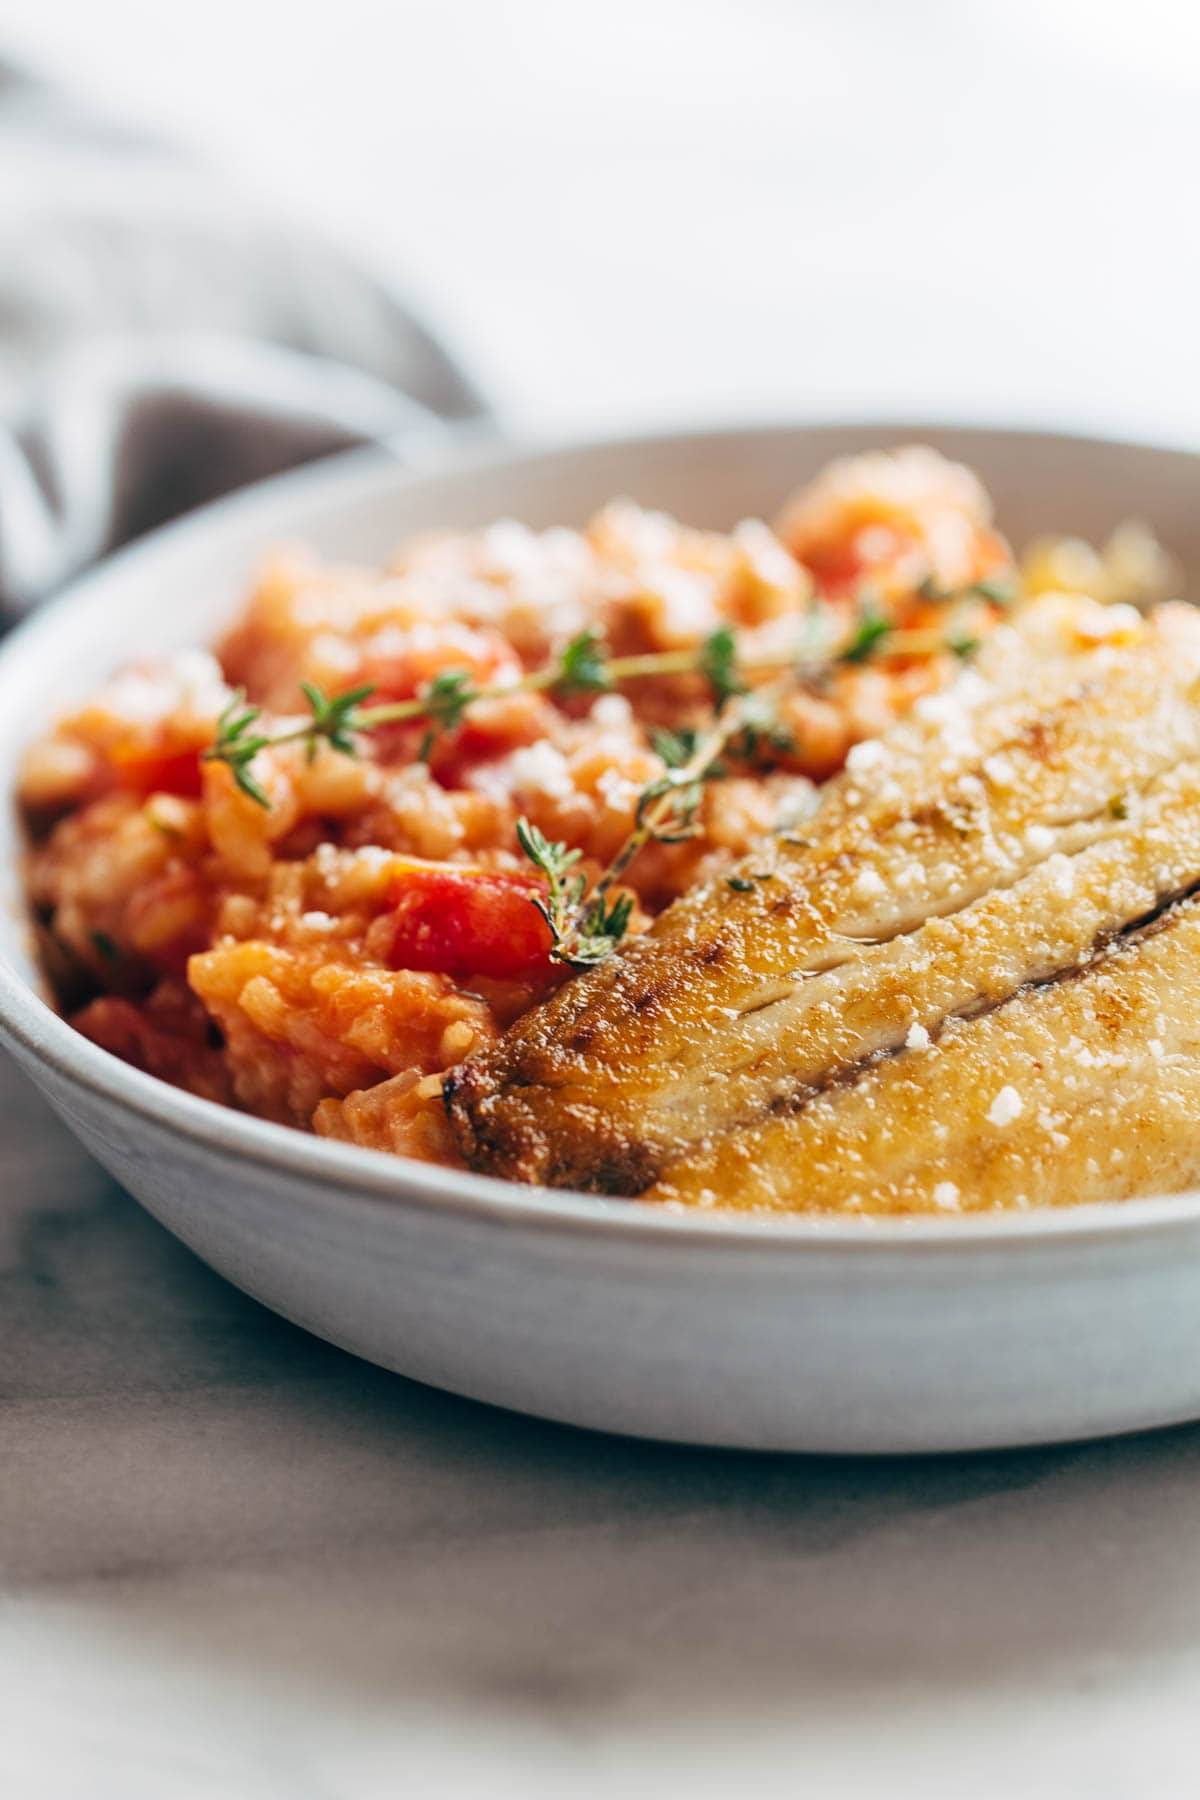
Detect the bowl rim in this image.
<box><xmin>5</xmin><ymin>412</ymin><xmax>1200</xmax><ymax>1255</ymax></box>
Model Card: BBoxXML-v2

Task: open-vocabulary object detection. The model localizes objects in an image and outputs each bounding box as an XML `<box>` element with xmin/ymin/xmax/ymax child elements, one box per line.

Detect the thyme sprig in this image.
<box><xmin>514</xmin><ymin>683</ymin><xmax>785</xmax><ymax>967</ymax></box>
<box><xmin>515</xmin><ymin>819</ymin><xmax>635</xmax><ymax>969</ymax></box>
<box><xmin>205</xmin><ymin>604</ymin><xmax>988</xmax><ymax>804</ymax></box>
<box><xmin>202</xmin><ymin>590</ymin><xmax>1003</xmax><ymax>965</ymax></box>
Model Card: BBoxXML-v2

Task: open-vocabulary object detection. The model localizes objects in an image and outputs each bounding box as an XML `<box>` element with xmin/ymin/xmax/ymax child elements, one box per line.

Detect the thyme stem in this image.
<box><xmin>588</xmin><ymin>688</ymin><xmax>770</xmax><ymax>914</ymax></box>
<box><xmin>344</xmin><ymin>625</ymin><xmax>956</xmax><ymax>725</ymax></box>
<box><xmin>208</xmin><ymin>621</ymin><xmax>971</xmax><ymax>792</ymax></box>
<box><xmin>201</xmin><ymin>589</ymin><xmax>1002</xmax><ymax>970</ymax></box>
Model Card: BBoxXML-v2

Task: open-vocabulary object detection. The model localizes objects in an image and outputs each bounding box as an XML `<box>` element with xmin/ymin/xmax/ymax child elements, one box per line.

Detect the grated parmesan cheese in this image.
<box><xmin>851</xmin><ymin>866</ymin><xmax>886</xmax><ymax>902</ymax></box>
<box><xmin>506</xmin><ymin>741</ymin><xmax>575</xmax><ymax>800</ymax></box>
<box><xmin>846</xmin><ymin>738</ymin><xmax>886</xmax><ymax>773</ymax></box>
<box><xmin>987</xmin><ymin>1085</ymin><xmax>1024</xmax><ymax>1127</ymax></box>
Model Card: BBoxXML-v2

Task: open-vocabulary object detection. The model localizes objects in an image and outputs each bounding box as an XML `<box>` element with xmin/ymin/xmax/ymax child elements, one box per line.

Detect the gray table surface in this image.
<box><xmin>5</xmin><ymin>1046</ymin><xmax>1200</xmax><ymax>1799</ymax></box>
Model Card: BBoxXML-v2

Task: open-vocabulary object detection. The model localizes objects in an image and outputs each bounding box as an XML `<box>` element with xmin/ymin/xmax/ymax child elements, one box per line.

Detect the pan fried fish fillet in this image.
<box><xmin>445</xmin><ymin>595</ymin><xmax>1200</xmax><ymax>1212</ymax></box>
<box><xmin>649</xmin><ymin>895</ymin><xmax>1200</xmax><ymax>1213</ymax></box>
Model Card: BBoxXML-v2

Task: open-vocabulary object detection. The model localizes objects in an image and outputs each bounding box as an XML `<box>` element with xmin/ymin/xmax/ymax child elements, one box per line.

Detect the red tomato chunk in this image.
<box><xmin>111</xmin><ymin>742</ymin><xmax>204</xmax><ymax>798</ymax></box>
<box><xmin>387</xmin><ymin>867</ymin><xmax>555</xmax><ymax>980</ymax></box>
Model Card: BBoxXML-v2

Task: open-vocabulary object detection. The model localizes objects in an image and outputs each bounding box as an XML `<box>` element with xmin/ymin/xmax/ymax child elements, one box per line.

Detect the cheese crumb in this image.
<box><xmin>1026</xmin><ymin>824</ymin><xmax>1054</xmax><ymax>854</ymax></box>
<box><xmin>300</xmin><ymin>910</ymin><xmax>337</xmax><ymax>933</ymax></box>
<box><xmin>905</xmin><ymin>1022</ymin><xmax>930</xmax><ymax>1050</ymax></box>
<box><xmin>506</xmin><ymin>741</ymin><xmax>575</xmax><ymax>800</ymax></box>
<box><xmin>591</xmin><ymin>693</ymin><xmax>633</xmax><ymax>729</ymax></box>
<box><xmin>851</xmin><ymin>866</ymin><xmax>886</xmax><ymax>902</ymax></box>
<box><xmin>846</xmin><ymin>738</ymin><xmax>886</xmax><ymax>773</ymax></box>
<box><xmin>987</xmin><ymin>1085</ymin><xmax>1024</xmax><ymax>1127</ymax></box>
<box><xmin>932</xmin><ymin>1181</ymin><xmax>960</xmax><ymax>1210</ymax></box>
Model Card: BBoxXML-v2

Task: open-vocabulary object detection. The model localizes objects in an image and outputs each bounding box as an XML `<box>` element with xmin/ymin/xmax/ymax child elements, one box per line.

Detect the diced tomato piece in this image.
<box><xmin>375</xmin><ymin>708</ymin><xmax>532</xmax><ymax>783</ymax></box>
<box><xmin>110</xmin><ymin>741</ymin><xmax>203</xmax><ymax>798</ymax></box>
<box><xmin>386</xmin><ymin>865</ymin><xmax>555</xmax><ymax>980</ymax></box>
<box><xmin>427</xmin><ymin>693</ymin><xmax>554</xmax><ymax>789</ymax></box>
<box><xmin>802</xmin><ymin>524</ymin><xmax>918</xmax><ymax>600</ymax></box>
<box><xmin>803</xmin><ymin>520</ymin><xmax>1014</xmax><ymax>605</ymax></box>
<box><xmin>801</xmin><ymin>541</ymin><xmax>871</xmax><ymax>600</ymax></box>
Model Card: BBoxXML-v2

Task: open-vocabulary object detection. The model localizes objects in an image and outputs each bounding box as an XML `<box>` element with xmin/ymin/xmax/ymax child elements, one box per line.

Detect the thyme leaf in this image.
<box><xmin>554</xmin><ymin>628</ymin><xmax>612</xmax><ymax>696</ymax></box>
<box><xmin>567</xmin><ymin>891</ymin><xmax>637</xmax><ymax>967</ymax></box>
<box><xmin>298</xmin><ymin>681</ymin><xmax>377</xmax><ymax>758</ymax></box>
<box><xmin>698</xmin><ymin>625</ymin><xmax>745</xmax><ymax>704</ymax></box>
<box><xmin>649</xmin><ymin>727</ymin><xmax>701</xmax><ymax>769</ymax></box>
<box><xmin>969</xmin><ymin>575</ymin><xmax>1018</xmax><ymax>609</ymax></box>
<box><xmin>203</xmin><ymin>689</ymin><xmax>273</xmax><ymax>805</ymax></box>
<box><xmin>419</xmin><ymin>669</ymin><xmax>479</xmax><ymax>732</ymax></box>
<box><xmin>841</xmin><ymin>601</ymin><xmax>893</xmax><ymax>664</ymax></box>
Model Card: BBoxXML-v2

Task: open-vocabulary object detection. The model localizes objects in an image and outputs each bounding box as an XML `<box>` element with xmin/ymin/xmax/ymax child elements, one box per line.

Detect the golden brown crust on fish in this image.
<box><xmin>446</xmin><ymin>596</ymin><xmax>1200</xmax><ymax>1210</ymax></box>
<box><xmin>650</xmin><ymin>894</ymin><xmax>1200</xmax><ymax>1214</ymax></box>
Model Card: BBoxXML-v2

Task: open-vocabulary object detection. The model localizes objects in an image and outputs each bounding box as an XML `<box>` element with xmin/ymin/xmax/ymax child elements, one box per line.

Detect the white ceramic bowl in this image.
<box><xmin>3</xmin><ymin>422</ymin><xmax>1200</xmax><ymax>1454</ymax></box>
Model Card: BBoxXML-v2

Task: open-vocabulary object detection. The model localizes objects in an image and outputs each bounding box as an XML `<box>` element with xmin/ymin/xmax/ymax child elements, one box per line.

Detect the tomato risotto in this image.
<box><xmin>21</xmin><ymin>447</ymin><xmax>1018</xmax><ymax>1163</ymax></box>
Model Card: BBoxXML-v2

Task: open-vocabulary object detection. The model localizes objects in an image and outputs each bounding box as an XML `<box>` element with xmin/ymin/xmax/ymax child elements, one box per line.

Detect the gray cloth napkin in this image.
<box><xmin>0</xmin><ymin>62</ymin><xmax>491</xmax><ymax>616</ymax></box>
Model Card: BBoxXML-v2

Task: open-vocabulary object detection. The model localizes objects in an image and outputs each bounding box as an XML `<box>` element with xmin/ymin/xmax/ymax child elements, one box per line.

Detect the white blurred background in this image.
<box><xmin>1</xmin><ymin>0</ymin><xmax>1197</xmax><ymax>442</ymax></box>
